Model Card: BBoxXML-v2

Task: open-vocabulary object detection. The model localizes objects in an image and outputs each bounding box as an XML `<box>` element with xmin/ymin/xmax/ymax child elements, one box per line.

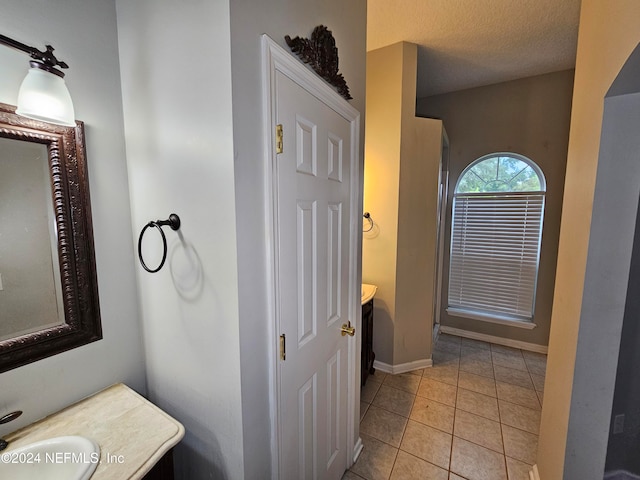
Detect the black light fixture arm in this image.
<box><xmin>0</xmin><ymin>33</ymin><xmax>68</xmax><ymax>77</ymax></box>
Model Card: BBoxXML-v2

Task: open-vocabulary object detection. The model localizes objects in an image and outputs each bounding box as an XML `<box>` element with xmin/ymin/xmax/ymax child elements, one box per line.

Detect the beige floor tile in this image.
<box><xmin>499</xmin><ymin>401</ymin><xmax>541</xmax><ymax>435</ymax></box>
<box><xmin>383</xmin><ymin>373</ymin><xmax>421</xmax><ymax>394</ymax></box>
<box><xmin>531</xmin><ymin>374</ymin><xmax>545</xmax><ymax>392</ymax></box>
<box><xmin>350</xmin><ymin>433</ymin><xmax>398</xmax><ymax>480</ymax></box>
<box><xmin>400</xmin><ymin>420</ymin><xmax>452</xmax><ymax>470</ymax></box>
<box><xmin>458</xmin><ymin>371</ymin><xmax>497</xmax><ymax>397</ymax></box>
<box><xmin>454</xmin><ymin>409</ymin><xmax>503</xmax><ymax>453</ymax></box>
<box><xmin>360</xmin><ymin>405</ymin><xmax>408</xmax><ymax>447</ymax></box>
<box><xmin>460</xmin><ymin>356</ymin><xmax>495</xmax><ymax>379</ymax></box>
<box><xmin>492</xmin><ymin>351</ymin><xmax>527</xmax><ymax>371</ymax></box>
<box><xmin>456</xmin><ymin>388</ymin><xmax>500</xmax><ymax>422</ymax></box>
<box><xmin>437</xmin><ymin>333</ymin><xmax>462</xmax><ymax>349</ymax></box>
<box><xmin>355</xmin><ymin>338</ymin><xmax>544</xmax><ymax>480</ymax></box>
<box><xmin>362</xmin><ymin>379</ymin><xmax>382</xmax><ymax>403</ymax></box>
<box><xmin>505</xmin><ymin>456</ymin><xmax>533</xmax><ymax>480</ymax></box>
<box><xmin>522</xmin><ymin>351</ymin><xmax>547</xmax><ymax>377</ymax></box>
<box><xmin>461</xmin><ymin>337</ymin><xmax>491</xmax><ymax>351</ymax></box>
<box><xmin>449</xmin><ymin>474</ymin><xmax>467</xmax><ymax>480</ymax></box>
<box><xmin>410</xmin><ymin>396</ymin><xmax>455</xmax><ymax>433</ymax></box>
<box><xmin>493</xmin><ymin>365</ymin><xmax>534</xmax><ymax>389</ymax></box>
<box><xmin>502</xmin><ymin>424</ymin><xmax>538</xmax><ymax>465</ymax></box>
<box><xmin>423</xmin><ymin>363</ymin><xmax>459</xmax><ymax>386</ymax></box>
<box><xmin>369</xmin><ymin>371</ymin><xmax>389</xmax><ymax>383</ymax></box>
<box><xmin>372</xmin><ymin>385</ymin><xmax>415</xmax><ymax>417</ymax></box>
<box><xmin>417</xmin><ymin>376</ymin><xmax>458</xmax><ymax>407</ymax></box>
<box><xmin>491</xmin><ymin>344</ymin><xmax>522</xmax><ymax>356</ymax></box>
<box><xmin>496</xmin><ymin>382</ymin><xmax>541</xmax><ymax>410</ymax></box>
<box><xmin>390</xmin><ymin>450</ymin><xmax>448</xmax><ymax>480</ymax></box>
<box><xmin>440</xmin><ymin>333</ymin><xmax>462</xmax><ymax>342</ymax></box>
<box><xmin>435</xmin><ymin>340</ymin><xmax>462</xmax><ymax>356</ymax></box>
<box><xmin>433</xmin><ymin>350</ymin><xmax>461</xmax><ymax>367</ymax></box>
<box><xmin>342</xmin><ymin>470</ymin><xmax>366</xmax><ymax>480</ymax></box>
<box><xmin>450</xmin><ymin>437</ymin><xmax>507</xmax><ymax>480</ymax></box>
<box><xmin>360</xmin><ymin>401</ymin><xmax>370</xmax><ymax>421</ymax></box>
<box><xmin>461</xmin><ymin>345</ymin><xmax>492</xmax><ymax>362</ymax></box>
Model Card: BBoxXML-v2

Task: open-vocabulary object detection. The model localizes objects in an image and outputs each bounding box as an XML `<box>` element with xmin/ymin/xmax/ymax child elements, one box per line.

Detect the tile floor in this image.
<box><xmin>346</xmin><ymin>333</ymin><xmax>546</xmax><ymax>480</ymax></box>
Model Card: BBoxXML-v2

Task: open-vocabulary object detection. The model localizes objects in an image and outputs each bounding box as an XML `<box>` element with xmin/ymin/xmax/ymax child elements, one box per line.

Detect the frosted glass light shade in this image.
<box><xmin>16</xmin><ymin>67</ymin><xmax>75</xmax><ymax>127</ymax></box>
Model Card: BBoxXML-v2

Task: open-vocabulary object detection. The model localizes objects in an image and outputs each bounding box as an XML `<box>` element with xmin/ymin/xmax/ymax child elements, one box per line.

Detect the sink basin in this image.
<box><xmin>0</xmin><ymin>436</ymin><xmax>99</xmax><ymax>480</ymax></box>
<box><xmin>361</xmin><ymin>283</ymin><xmax>378</xmax><ymax>305</ymax></box>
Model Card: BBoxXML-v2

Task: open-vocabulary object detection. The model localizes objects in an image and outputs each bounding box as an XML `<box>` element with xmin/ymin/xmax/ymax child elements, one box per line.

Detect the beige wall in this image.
<box><xmin>417</xmin><ymin>70</ymin><xmax>574</xmax><ymax>347</ymax></box>
<box><xmin>363</xmin><ymin>42</ymin><xmax>444</xmax><ymax>367</ymax></box>
<box><xmin>537</xmin><ymin>1</ymin><xmax>640</xmax><ymax>478</ymax></box>
<box><xmin>363</xmin><ymin>44</ymin><xmax>403</xmax><ymax>364</ymax></box>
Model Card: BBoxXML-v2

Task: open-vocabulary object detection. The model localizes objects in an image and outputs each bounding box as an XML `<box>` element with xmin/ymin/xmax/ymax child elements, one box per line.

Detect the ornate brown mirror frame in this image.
<box><xmin>0</xmin><ymin>102</ymin><xmax>101</xmax><ymax>373</ymax></box>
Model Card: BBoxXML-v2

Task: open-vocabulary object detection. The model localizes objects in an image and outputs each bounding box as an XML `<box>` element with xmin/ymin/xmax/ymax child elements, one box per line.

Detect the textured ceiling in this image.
<box><xmin>367</xmin><ymin>0</ymin><xmax>581</xmax><ymax>98</ymax></box>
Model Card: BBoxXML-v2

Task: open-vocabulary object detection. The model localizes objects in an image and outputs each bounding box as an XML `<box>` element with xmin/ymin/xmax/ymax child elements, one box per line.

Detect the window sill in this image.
<box><xmin>446</xmin><ymin>308</ymin><xmax>537</xmax><ymax>330</ymax></box>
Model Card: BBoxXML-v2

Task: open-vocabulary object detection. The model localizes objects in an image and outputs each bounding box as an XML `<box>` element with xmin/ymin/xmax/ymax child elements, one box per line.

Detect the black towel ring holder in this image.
<box><xmin>138</xmin><ymin>213</ymin><xmax>181</xmax><ymax>273</ymax></box>
<box><xmin>363</xmin><ymin>212</ymin><xmax>374</xmax><ymax>233</ymax></box>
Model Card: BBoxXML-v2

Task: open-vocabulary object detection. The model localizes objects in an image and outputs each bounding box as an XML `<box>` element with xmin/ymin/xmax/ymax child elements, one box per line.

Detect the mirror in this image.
<box><xmin>0</xmin><ymin>102</ymin><xmax>101</xmax><ymax>372</ymax></box>
<box><xmin>0</xmin><ymin>137</ymin><xmax>65</xmax><ymax>341</ymax></box>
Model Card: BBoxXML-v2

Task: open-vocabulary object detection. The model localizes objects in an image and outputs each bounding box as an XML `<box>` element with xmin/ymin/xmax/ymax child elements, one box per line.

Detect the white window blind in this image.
<box><xmin>448</xmin><ymin>193</ymin><xmax>544</xmax><ymax>320</ymax></box>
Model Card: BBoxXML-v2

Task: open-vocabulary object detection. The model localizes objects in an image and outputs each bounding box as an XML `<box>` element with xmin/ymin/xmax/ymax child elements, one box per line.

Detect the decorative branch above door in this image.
<box><xmin>284</xmin><ymin>25</ymin><xmax>352</xmax><ymax>101</ymax></box>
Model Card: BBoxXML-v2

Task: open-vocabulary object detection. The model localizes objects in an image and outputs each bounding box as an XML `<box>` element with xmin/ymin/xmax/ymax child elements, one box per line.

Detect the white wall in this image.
<box><xmin>228</xmin><ymin>2</ymin><xmax>366</xmax><ymax>477</ymax></box>
<box><xmin>0</xmin><ymin>1</ymin><xmax>366</xmax><ymax>477</ymax></box>
<box><xmin>117</xmin><ymin>1</ymin><xmax>367</xmax><ymax>476</ymax></box>
<box><xmin>0</xmin><ymin>0</ymin><xmax>145</xmax><ymax>437</ymax></box>
<box><xmin>115</xmin><ymin>1</ymin><xmax>245</xmax><ymax>479</ymax></box>
<box><xmin>231</xmin><ymin>0</ymin><xmax>366</xmax><ymax>479</ymax></box>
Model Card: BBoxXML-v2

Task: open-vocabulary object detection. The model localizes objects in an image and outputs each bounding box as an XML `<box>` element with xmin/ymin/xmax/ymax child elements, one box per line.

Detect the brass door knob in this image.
<box><xmin>341</xmin><ymin>323</ymin><xmax>356</xmax><ymax>337</ymax></box>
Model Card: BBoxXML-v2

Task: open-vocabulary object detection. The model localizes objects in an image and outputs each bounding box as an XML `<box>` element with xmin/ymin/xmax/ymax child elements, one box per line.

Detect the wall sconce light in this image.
<box><xmin>0</xmin><ymin>34</ymin><xmax>75</xmax><ymax>126</ymax></box>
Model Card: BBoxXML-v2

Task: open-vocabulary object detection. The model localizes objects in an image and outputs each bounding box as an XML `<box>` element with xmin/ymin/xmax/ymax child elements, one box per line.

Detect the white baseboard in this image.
<box><xmin>433</xmin><ymin>322</ymin><xmax>441</xmax><ymax>343</ymax></box>
<box><xmin>440</xmin><ymin>326</ymin><xmax>548</xmax><ymax>354</ymax></box>
<box><xmin>530</xmin><ymin>464</ymin><xmax>540</xmax><ymax>480</ymax></box>
<box><xmin>352</xmin><ymin>436</ymin><xmax>363</xmax><ymax>465</ymax></box>
<box><xmin>373</xmin><ymin>358</ymin><xmax>433</xmax><ymax>375</ymax></box>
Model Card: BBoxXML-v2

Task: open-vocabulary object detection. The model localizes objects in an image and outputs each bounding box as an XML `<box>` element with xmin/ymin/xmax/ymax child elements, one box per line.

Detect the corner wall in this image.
<box><xmin>0</xmin><ymin>0</ymin><xmax>145</xmax><ymax>436</ymax></box>
<box><xmin>115</xmin><ymin>1</ymin><xmax>245</xmax><ymax>478</ymax></box>
<box><xmin>537</xmin><ymin>0</ymin><xmax>640</xmax><ymax>478</ymax></box>
<box><xmin>363</xmin><ymin>42</ymin><xmax>443</xmax><ymax>367</ymax></box>
<box><xmin>228</xmin><ymin>2</ymin><xmax>367</xmax><ymax>477</ymax></box>
<box><xmin>117</xmin><ymin>1</ymin><xmax>368</xmax><ymax>478</ymax></box>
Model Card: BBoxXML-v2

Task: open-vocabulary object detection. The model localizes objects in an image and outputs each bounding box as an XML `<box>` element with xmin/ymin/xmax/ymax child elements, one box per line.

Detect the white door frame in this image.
<box><xmin>432</xmin><ymin>128</ymin><xmax>450</xmax><ymax>341</ymax></box>
<box><xmin>261</xmin><ymin>35</ymin><xmax>363</xmax><ymax>478</ymax></box>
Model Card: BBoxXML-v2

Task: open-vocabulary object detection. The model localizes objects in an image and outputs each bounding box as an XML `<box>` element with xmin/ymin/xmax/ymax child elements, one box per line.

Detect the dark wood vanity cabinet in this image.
<box><xmin>143</xmin><ymin>449</ymin><xmax>175</xmax><ymax>480</ymax></box>
<box><xmin>361</xmin><ymin>299</ymin><xmax>375</xmax><ymax>386</ymax></box>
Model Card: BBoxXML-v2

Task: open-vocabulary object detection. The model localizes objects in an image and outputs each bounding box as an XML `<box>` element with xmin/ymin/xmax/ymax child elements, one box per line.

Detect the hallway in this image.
<box><xmin>347</xmin><ymin>334</ymin><xmax>546</xmax><ymax>480</ymax></box>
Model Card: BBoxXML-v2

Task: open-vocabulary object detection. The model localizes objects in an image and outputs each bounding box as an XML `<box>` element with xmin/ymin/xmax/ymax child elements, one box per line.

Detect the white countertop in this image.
<box><xmin>4</xmin><ymin>383</ymin><xmax>185</xmax><ymax>479</ymax></box>
<box><xmin>361</xmin><ymin>283</ymin><xmax>378</xmax><ymax>305</ymax></box>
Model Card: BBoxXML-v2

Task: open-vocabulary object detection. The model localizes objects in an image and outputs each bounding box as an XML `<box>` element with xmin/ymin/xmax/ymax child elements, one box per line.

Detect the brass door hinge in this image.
<box><xmin>276</xmin><ymin>124</ymin><xmax>283</xmax><ymax>154</ymax></box>
<box><xmin>279</xmin><ymin>334</ymin><xmax>286</xmax><ymax>360</ymax></box>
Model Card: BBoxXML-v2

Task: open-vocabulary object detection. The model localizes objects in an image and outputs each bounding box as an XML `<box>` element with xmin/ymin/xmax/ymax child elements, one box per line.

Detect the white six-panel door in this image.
<box><xmin>276</xmin><ymin>69</ymin><xmax>352</xmax><ymax>480</ymax></box>
<box><xmin>262</xmin><ymin>35</ymin><xmax>362</xmax><ymax>480</ymax></box>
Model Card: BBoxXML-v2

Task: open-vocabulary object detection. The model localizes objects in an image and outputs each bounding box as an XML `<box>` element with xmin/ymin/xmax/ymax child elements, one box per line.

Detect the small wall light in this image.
<box><xmin>0</xmin><ymin>34</ymin><xmax>75</xmax><ymax>126</ymax></box>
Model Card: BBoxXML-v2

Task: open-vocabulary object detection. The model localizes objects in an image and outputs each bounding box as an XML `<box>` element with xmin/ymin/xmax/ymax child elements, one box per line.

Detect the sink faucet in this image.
<box><xmin>0</xmin><ymin>411</ymin><xmax>23</xmax><ymax>451</ymax></box>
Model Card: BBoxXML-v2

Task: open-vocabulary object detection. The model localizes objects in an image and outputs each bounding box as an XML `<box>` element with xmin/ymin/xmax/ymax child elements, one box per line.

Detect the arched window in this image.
<box><xmin>448</xmin><ymin>153</ymin><xmax>546</xmax><ymax>324</ymax></box>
